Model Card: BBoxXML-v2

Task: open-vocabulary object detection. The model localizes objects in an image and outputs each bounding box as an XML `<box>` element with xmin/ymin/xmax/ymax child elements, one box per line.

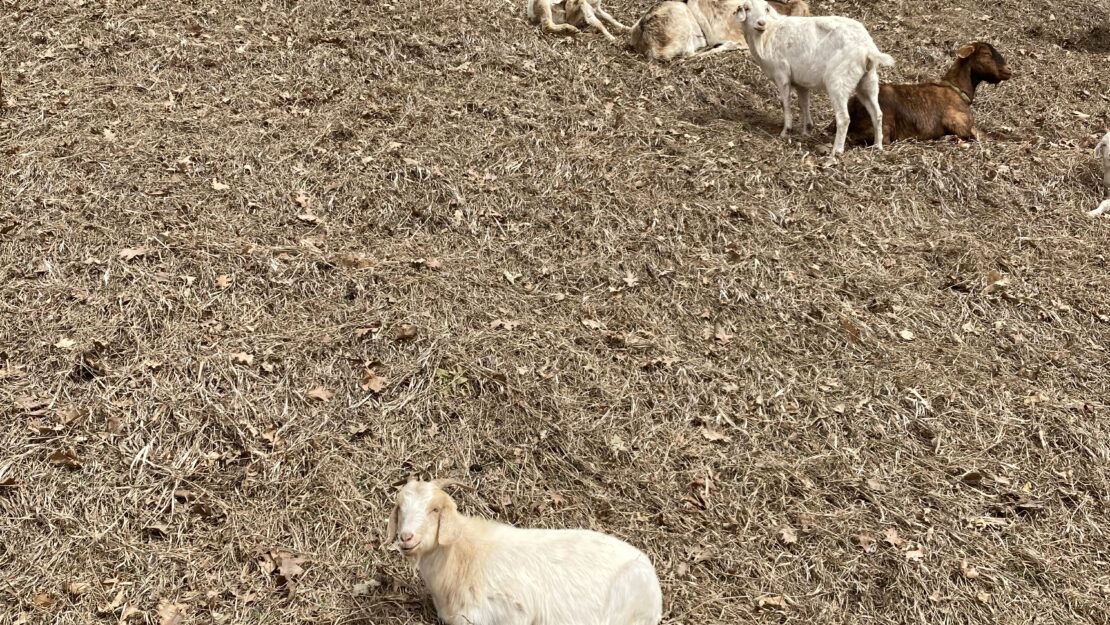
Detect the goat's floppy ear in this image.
<box><xmin>1097</xmin><ymin>140</ymin><xmax>1108</xmax><ymax>159</ymax></box>
<box><xmin>957</xmin><ymin>43</ymin><xmax>977</xmax><ymax>59</ymax></box>
<box><xmin>436</xmin><ymin>500</ymin><xmax>462</xmax><ymax>546</ymax></box>
<box><xmin>385</xmin><ymin>504</ymin><xmax>399</xmax><ymax>543</ymax></box>
<box><xmin>432</xmin><ymin>478</ymin><xmax>472</xmax><ymax>493</ymax></box>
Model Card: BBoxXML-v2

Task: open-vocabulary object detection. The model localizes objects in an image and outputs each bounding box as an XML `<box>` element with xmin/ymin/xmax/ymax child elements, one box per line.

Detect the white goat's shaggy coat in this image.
<box><xmin>736</xmin><ymin>0</ymin><xmax>894</xmax><ymax>154</ymax></box>
<box><xmin>387</xmin><ymin>479</ymin><xmax>663</xmax><ymax>625</ymax></box>
<box><xmin>1092</xmin><ymin>132</ymin><xmax>1110</xmax><ymax>216</ymax></box>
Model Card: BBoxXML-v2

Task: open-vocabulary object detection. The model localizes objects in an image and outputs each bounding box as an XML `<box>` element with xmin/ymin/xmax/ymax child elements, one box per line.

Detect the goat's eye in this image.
<box><xmin>431</xmin><ymin>507</ymin><xmax>440</xmax><ymax>513</ymax></box>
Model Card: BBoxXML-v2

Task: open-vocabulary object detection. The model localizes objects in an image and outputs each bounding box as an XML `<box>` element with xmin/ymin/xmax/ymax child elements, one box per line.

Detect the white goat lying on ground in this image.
<box><xmin>630</xmin><ymin>0</ymin><xmax>809</xmax><ymax>62</ymax></box>
<box><xmin>1093</xmin><ymin>132</ymin><xmax>1110</xmax><ymax>217</ymax></box>
<box><xmin>387</xmin><ymin>479</ymin><xmax>663</xmax><ymax>625</ymax></box>
<box><xmin>735</xmin><ymin>0</ymin><xmax>894</xmax><ymax>154</ymax></box>
<box><xmin>528</xmin><ymin>0</ymin><xmax>629</xmax><ymax>41</ymax></box>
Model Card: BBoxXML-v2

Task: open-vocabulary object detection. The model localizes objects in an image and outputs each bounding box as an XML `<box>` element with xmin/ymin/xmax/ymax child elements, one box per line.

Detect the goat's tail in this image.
<box><xmin>868</xmin><ymin>51</ymin><xmax>896</xmax><ymax>69</ymax></box>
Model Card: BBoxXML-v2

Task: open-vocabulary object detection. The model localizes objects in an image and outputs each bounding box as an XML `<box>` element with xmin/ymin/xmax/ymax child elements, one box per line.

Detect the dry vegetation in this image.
<box><xmin>2</xmin><ymin>0</ymin><xmax>1110</xmax><ymax>623</ymax></box>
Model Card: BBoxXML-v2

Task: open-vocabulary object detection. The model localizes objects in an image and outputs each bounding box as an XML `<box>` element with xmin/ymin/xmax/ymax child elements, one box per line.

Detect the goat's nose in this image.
<box><xmin>399</xmin><ymin>532</ymin><xmax>415</xmax><ymax>543</ymax></box>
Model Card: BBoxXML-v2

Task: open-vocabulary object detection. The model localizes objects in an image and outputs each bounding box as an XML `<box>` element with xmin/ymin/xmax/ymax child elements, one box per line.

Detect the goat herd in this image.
<box><xmin>381</xmin><ymin>2</ymin><xmax>1110</xmax><ymax>624</ymax></box>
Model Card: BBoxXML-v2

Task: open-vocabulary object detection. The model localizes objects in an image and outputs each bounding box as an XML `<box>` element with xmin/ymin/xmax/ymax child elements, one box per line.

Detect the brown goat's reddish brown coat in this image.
<box><xmin>845</xmin><ymin>42</ymin><xmax>1012</xmax><ymax>145</ymax></box>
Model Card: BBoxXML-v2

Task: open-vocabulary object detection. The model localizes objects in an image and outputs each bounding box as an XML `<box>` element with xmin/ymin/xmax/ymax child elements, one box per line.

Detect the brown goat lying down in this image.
<box><xmin>844</xmin><ymin>42</ymin><xmax>1012</xmax><ymax>145</ymax></box>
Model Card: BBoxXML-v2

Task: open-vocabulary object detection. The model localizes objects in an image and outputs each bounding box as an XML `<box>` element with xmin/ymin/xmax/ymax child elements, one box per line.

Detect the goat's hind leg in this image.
<box><xmin>856</xmin><ymin>69</ymin><xmax>884</xmax><ymax>149</ymax></box>
<box><xmin>595</xmin><ymin>6</ymin><xmax>631</xmax><ymax>32</ymax></box>
<box><xmin>536</xmin><ymin>0</ymin><xmax>579</xmax><ymax>35</ymax></box>
<box><xmin>574</xmin><ymin>0</ymin><xmax>617</xmax><ymax>41</ymax></box>
<box><xmin>797</xmin><ymin>87</ymin><xmax>813</xmax><ymax>135</ymax></box>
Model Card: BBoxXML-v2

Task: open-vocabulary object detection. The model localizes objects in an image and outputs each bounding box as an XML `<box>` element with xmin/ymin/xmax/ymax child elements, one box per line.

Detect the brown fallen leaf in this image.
<box><xmin>905</xmin><ymin>547</ymin><xmax>925</xmax><ymax>562</ymax></box>
<box><xmin>756</xmin><ymin>595</ymin><xmax>787</xmax><ymax>610</ymax></box>
<box><xmin>97</xmin><ymin>590</ymin><xmax>125</xmax><ymax>615</ymax></box>
<box><xmin>360</xmin><ymin>369</ymin><xmax>386</xmax><ymax>393</ymax></box>
<box><xmin>47</xmin><ymin>449</ymin><xmax>82</xmax><ymax>469</ymax></box>
<box><xmin>976</xmin><ymin>591</ymin><xmax>992</xmax><ymax>604</ymax></box>
<box><xmin>699</xmin><ymin>427</ymin><xmax>731</xmax><ymax>443</ymax></box>
<box><xmin>32</xmin><ymin>592</ymin><xmax>54</xmax><ymax>608</ymax></box>
<box><xmin>307</xmin><ymin>387</ymin><xmax>334</xmax><ymax>402</ymax></box>
<box><xmin>54</xmin><ymin>337</ymin><xmax>77</xmax><ymax>350</ymax></box>
<box><xmin>157</xmin><ymin>599</ymin><xmax>187</xmax><ymax>625</ymax></box>
<box><xmin>856</xmin><ymin>533</ymin><xmax>877</xmax><ymax>552</ymax></box>
<box><xmin>296</xmin><ymin>213</ymin><xmax>319</xmax><ymax>224</ymax></box>
<box><xmin>713</xmin><ymin>326</ymin><xmax>734</xmax><ymax>344</ymax></box>
<box><xmin>898</xmin><ymin>329</ymin><xmax>915</xmax><ymax>341</ymax></box>
<box><xmin>393</xmin><ymin>324</ymin><xmax>418</xmax><ymax>342</ymax></box>
<box><xmin>883</xmin><ymin>527</ymin><xmax>905</xmax><ymax>547</ymax></box>
<box><xmin>210</xmin><ymin>180</ymin><xmax>229</xmax><ymax>191</ymax></box>
<box><xmin>118</xmin><ymin>247</ymin><xmax>149</xmax><ymax>261</ymax></box>
<box><xmin>65</xmin><ymin>582</ymin><xmax>90</xmax><ymax>597</ymax></box>
<box><xmin>230</xmin><ymin>352</ymin><xmax>253</xmax><ymax>366</ymax></box>
<box><xmin>960</xmin><ymin>559</ymin><xmax>980</xmax><ymax>579</ymax></box>
<box><xmin>215</xmin><ymin>274</ymin><xmax>232</xmax><ymax>289</ymax></box>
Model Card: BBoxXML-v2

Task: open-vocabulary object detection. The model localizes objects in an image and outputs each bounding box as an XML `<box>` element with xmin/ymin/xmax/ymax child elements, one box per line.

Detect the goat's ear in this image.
<box><xmin>1097</xmin><ymin>140</ymin><xmax>1108</xmax><ymax>159</ymax></box>
<box><xmin>432</xmin><ymin>478</ymin><xmax>472</xmax><ymax>493</ymax></box>
<box><xmin>436</xmin><ymin>502</ymin><xmax>462</xmax><ymax>546</ymax></box>
<box><xmin>385</xmin><ymin>504</ymin><xmax>399</xmax><ymax>543</ymax></box>
<box><xmin>956</xmin><ymin>43</ymin><xmax>976</xmax><ymax>59</ymax></box>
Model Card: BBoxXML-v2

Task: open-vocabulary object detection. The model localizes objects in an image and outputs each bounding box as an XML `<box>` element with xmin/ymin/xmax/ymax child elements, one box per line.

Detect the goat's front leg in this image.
<box><xmin>797</xmin><ymin>87</ymin><xmax>813</xmax><ymax>135</ymax></box>
<box><xmin>778</xmin><ymin>81</ymin><xmax>793</xmax><ymax>137</ymax></box>
<box><xmin>536</xmin><ymin>0</ymin><xmax>579</xmax><ymax>35</ymax></box>
<box><xmin>686</xmin><ymin>41</ymin><xmax>742</xmax><ymax>60</ymax></box>
<box><xmin>595</xmin><ymin>7</ymin><xmax>631</xmax><ymax>32</ymax></box>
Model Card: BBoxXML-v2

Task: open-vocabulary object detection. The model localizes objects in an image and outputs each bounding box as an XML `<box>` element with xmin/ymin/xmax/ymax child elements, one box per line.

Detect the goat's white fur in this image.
<box><xmin>1091</xmin><ymin>132</ymin><xmax>1110</xmax><ymax>216</ymax></box>
<box><xmin>735</xmin><ymin>0</ymin><xmax>893</xmax><ymax>154</ymax></box>
<box><xmin>387</xmin><ymin>479</ymin><xmax>663</xmax><ymax>625</ymax></box>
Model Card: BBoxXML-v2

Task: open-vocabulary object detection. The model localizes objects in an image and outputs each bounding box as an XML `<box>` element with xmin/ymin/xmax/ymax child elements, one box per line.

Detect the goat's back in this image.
<box><xmin>482</xmin><ymin>524</ymin><xmax>661</xmax><ymax>625</ymax></box>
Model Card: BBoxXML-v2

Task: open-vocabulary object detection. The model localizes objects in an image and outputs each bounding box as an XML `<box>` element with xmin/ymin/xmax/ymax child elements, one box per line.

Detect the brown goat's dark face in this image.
<box><xmin>966</xmin><ymin>42</ymin><xmax>1012</xmax><ymax>84</ymax></box>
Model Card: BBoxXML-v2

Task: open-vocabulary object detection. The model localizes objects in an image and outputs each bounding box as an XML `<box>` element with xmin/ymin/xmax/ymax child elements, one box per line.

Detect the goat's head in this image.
<box><xmin>957</xmin><ymin>42</ymin><xmax>1012</xmax><ymax>83</ymax></box>
<box><xmin>734</xmin><ymin>0</ymin><xmax>771</xmax><ymax>32</ymax></box>
<box><xmin>1096</xmin><ymin>133</ymin><xmax>1110</xmax><ymax>162</ymax></box>
<box><xmin>386</xmin><ymin>479</ymin><xmax>467</xmax><ymax>557</ymax></box>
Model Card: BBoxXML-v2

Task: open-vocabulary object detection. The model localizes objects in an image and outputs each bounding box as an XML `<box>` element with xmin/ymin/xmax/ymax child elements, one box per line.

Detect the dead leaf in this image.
<box><xmin>230</xmin><ymin>352</ymin><xmax>254</xmax><ymax>366</ymax></box>
<box><xmin>856</xmin><ymin>533</ymin><xmax>877</xmax><ymax>552</ymax></box>
<box><xmin>622</xmin><ymin>273</ymin><xmax>639</xmax><ymax>288</ymax></box>
<box><xmin>120</xmin><ymin>605</ymin><xmax>141</xmax><ymax>621</ymax></box>
<box><xmin>976</xmin><ymin>591</ymin><xmax>992</xmax><ymax>604</ymax></box>
<box><xmin>65</xmin><ymin>582</ymin><xmax>90</xmax><ymax>597</ymax></box>
<box><xmin>985</xmin><ymin>270</ymin><xmax>1010</xmax><ymax>294</ymax></box>
<box><xmin>32</xmin><ymin>592</ymin><xmax>54</xmax><ymax>608</ymax></box>
<box><xmin>294</xmin><ymin>190</ymin><xmax>312</xmax><ymax>208</ymax></box>
<box><xmin>296</xmin><ymin>213</ymin><xmax>319</xmax><ymax>224</ymax></box>
<box><xmin>118</xmin><ymin>247</ymin><xmax>149</xmax><ymax>261</ymax></box>
<box><xmin>425</xmin><ymin>257</ymin><xmax>442</xmax><ymax>269</ymax></box>
<box><xmin>778</xmin><ymin>525</ymin><xmax>798</xmax><ymax>545</ymax></box>
<box><xmin>215</xmin><ymin>274</ymin><xmax>232</xmax><ymax>289</ymax></box>
<box><xmin>47</xmin><ymin>449</ymin><xmax>82</xmax><ymax>469</ymax></box>
<box><xmin>713</xmin><ymin>326</ymin><xmax>733</xmax><ymax>344</ymax></box>
<box><xmin>360</xmin><ymin>369</ymin><xmax>386</xmax><ymax>393</ymax></box>
<box><xmin>960</xmin><ymin>559</ymin><xmax>980</xmax><ymax>579</ymax></box>
<box><xmin>157</xmin><ymin>600</ymin><xmax>187</xmax><ymax>625</ymax></box>
<box><xmin>699</xmin><ymin>426</ymin><xmax>731</xmax><ymax>443</ymax></box>
<box><xmin>307</xmin><ymin>387</ymin><xmax>334</xmax><ymax>402</ymax></box>
<box><xmin>210</xmin><ymin>180</ymin><xmax>229</xmax><ymax>191</ymax></box>
<box><xmin>393</xmin><ymin>324</ymin><xmax>418</xmax><ymax>342</ymax></box>
<box><xmin>756</xmin><ymin>595</ymin><xmax>787</xmax><ymax>610</ymax></box>
<box><xmin>905</xmin><ymin>547</ymin><xmax>925</xmax><ymax>562</ymax></box>
<box><xmin>503</xmin><ymin>270</ymin><xmax>521</xmax><ymax>284</ymax></box>
<box><xmin>898</xmin><ymin>329</ymin><xmax>915</xmax><ymax>341</ymax></box>
<box><xmin>490</xmin><ymin>319</ymin><xmax>519</xmax><ymax>331</ymax></box>
<box><xmin>54</xmin><ymin>337</ymin><xmax>77</xmax><ymax>350</ymax></box>
<box><xmin>97</xmin><ymin>590</ymin><xmax>125</xmax><ymax>615</ymax></box>
<box><xmin>883</xmin><ymin>527</ymin><xmax>905</xmax><ymax>547</ymax></box>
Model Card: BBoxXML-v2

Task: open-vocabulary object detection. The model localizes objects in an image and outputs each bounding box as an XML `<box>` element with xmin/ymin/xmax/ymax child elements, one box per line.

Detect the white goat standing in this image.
<box><xmin>735</xmin><ymin>0</ymin><xmax>894</xmax><ymax>154</ymax></box>
<box><xmin>386</xmin><ymin>479</ymin><xmax>663</xmax><ymax>625</ymax></box>
<box><xmin>1093</xmin><ymin>132</ymin><xmax>1110</xmax><ymax>217</ymax></box>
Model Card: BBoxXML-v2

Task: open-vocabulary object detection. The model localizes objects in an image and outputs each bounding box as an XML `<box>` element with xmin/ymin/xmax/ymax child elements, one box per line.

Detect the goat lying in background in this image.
<box><xmin>844</xmin><ymin>42</ymin><xmax>1012</xmax><ymax>145</ymax></box>
<box><xmin>528</xmin><ymin>0</ymin><xmax>630</xmax><ymax>41</ymax></box>
<box><xmin>1092</xmin><ymin>132</ymin><xmax>1110</xmax><ymax>217</ymax></box>
<box><xmin>630</xmin><ymin>0</ymin><xmax>809</xmax><ymax>62</ymax></box>
<box><xmin>387</xmin><ymin>479</ymin><xmax>663</xmax><ymax>625</ymax></box>
<box><xmin>736</xmin><ymin>0</ymin><xmax>893</xmax><ymax>153</ymax></box>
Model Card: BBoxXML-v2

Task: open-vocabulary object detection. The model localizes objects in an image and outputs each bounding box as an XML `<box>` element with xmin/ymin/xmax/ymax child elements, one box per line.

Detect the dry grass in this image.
<box><xmin>2</xmin><ymin>0</ymin><xmax>1110</xmax><ymax>623</ymax></box>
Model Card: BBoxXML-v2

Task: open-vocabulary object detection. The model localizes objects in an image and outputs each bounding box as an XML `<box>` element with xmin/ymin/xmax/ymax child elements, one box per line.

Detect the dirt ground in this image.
<box><xmin>2</xmin><ymin>0</ymin><xmax>1110</xmax><ymax>623</ymax></box>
